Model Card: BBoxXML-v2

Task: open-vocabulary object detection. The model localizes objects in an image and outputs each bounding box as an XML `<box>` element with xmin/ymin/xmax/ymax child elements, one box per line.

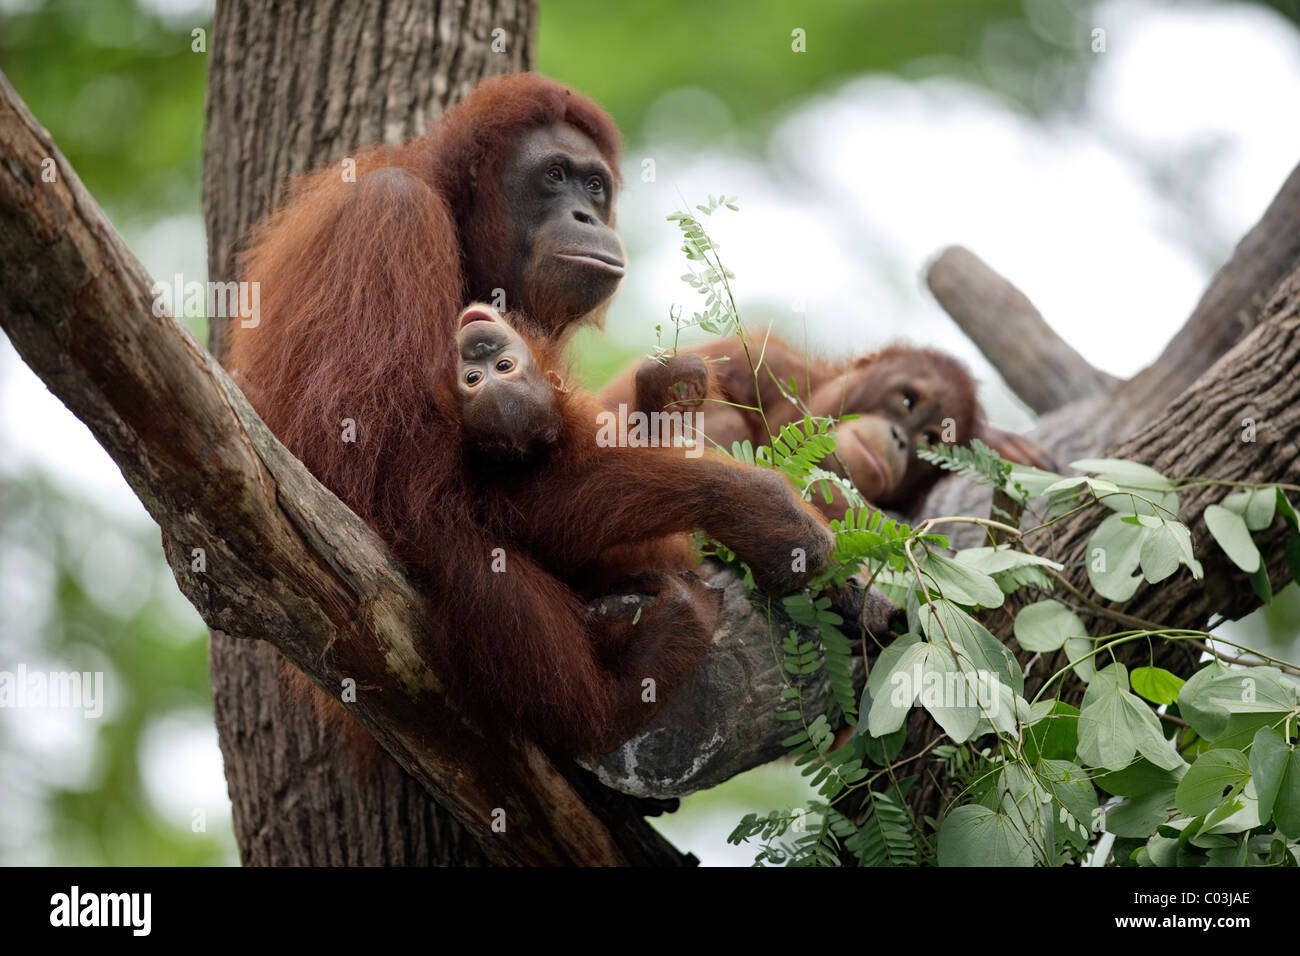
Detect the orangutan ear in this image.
<box><xmin>547</xmin><ymin>369</ymin><xmax>570</xmax><ymax>393</ymax></box>
<box><xmin>852</xmin><ymin>353</ymin><xmax>879</xmax><ymax>369</ymax></box>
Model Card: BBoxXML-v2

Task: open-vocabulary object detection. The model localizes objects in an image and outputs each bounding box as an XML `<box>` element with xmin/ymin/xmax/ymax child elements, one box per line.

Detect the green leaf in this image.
<box><xmin>1143</xmin><ymin>832</ymin><xmax>1181</xmax><ymax>867</ymax></box>
<box><xmin>918</xmin><ymin>600</ymin><xmax>1024</xmax><ymax>694</ymax></box>
<box><xmin>1215</xmin><ymin>713</ymin><xmax>1292</xmax><ymax>752</ymax></box>
<box><xmin>976</xmin><ymin>681</ymin><xmax>1030</xmax><ymax>738</ymax></box>
<box><xmin>1023</xmin><ymin>701</ymin><xmax>1080</xmax><ymax>764</ymax></box>
<box><xmin>1094</xmin><ymin>758</ymin><xmax>1185</xmax><ymax>797</ymax></box>
<box><xmin>1286</xmin><ymin>535</ymin><xmax>1300</xmax><ymax>587</ymax></box>
<box><xmin>1072</xmin><ymin>458</ymin><xmax>1178</xmax><ymax>517</ymax></box>
<box><xmin>1139</xmin><ymin>520</ymin><xmax>1202</xmax><ymax>583</ymax></box>
<box><xmin>1103</xmin><ymin>788</ymin><xmax>1177</xmax><ymax>838</ymax></box>
<box><xmin>1249</xmin><ymin>726</ymin><xmax>1298</xmax><ymax>834</ymax></box>
<box><xmin>866</xmin><ymin>641</ymin><xmax>931</xmax><ymax>737</ymax></box>
<box><xmin>920</xmin><ymin>552</ymin><xmax>1004</xmax><ymax>609</ymax></box>
<box><xmin>1013</xmin><ymin>600</ymin><xmax>1085</xmax><ymax>653</ymax></box>
<box><xmin>858</xmin><ymin>712</ymin><xmax>907</xmax><ymax>765</ymax></box>
<box><xmin>1203</xmin><ymin>840</ymin><xmax>1250</xmax><ymax>865</ymax></box>
<box><xmin>1222</xmin><ymin>488</ymin><xmax>1277</xmax><ymax>531</ymax></box>
<box><xmin>955</xmin><ymin>546</ymin><xmax>1060</xmax><ymax>596</ymax></box>
<box><xmin>1078</xmin><ymin>664</ymin><xmax>1184</xmax><ymax>772</ymax></box>
<box><xmin>1175</xmin><ymin>749</ymin><xmax>1251</xmax><ymax>818</ymax></box>
<box><xmin>1276</xmin><ymin>489</ymin><xmax>1299</xmax><ymax>532</ymax></box>
<box><xmin>1203</xmin><ymin>504</ymin><xmax>1261</xmax><ymax>573</ymax></box>
<box><xmin>1071</xmin><ymin>459</ymin><xmax>1170</xmax><ymax>485</ymax></box>
<box><xmin>1038</xmin><ymin>759</ymin><xmax>1097</xmax><ymax>852</ymax></box>
<box><xmin>1065</xmin><ymin>637</ymin><xmax>1096</xmax><ymax>683</ymax></box>
<box><xmin>1006</xmin><ymin>464</ymin><xmax>1065</xmax><ymax>498</ymax></box>
<box><xmin>1196</xmin><ymin>667</ymin><xmax>1297</xmax><ymax>716</ymax></box>
<box><xmin>1138</xmin><ymin>528</ymin><xmax>1182</xmax><ymax>582</ymax></box>
<box><xmin>1130</xmin><ymin>667</ymin><xmax>1185</xmax><ymax>706</ymax></box>
<box><xmin>1277</xmin><ymin>765</ymin><xmax>1300</xmax><ymax>839</ymax></box>
<box><xmin>936</xmin><ymin>805</ymin><xmax>1036</xmax><ymax>867</ymax></box>
<box><xmin>1086</xmin><ymin>512</ymin><xmax>1146</xmax><ymax>602</ymax></box>
<box><xmin>1177</xmin><ymin>666</ymin><xmax>1231</xmax><ymax>741</ymax></box>
<box><xmin>1201</xmin><ymin>781</ymin><xmax>1262</xmax><ymax>835</ymax></box>
<box><xmin>1248</xmin><ymin>563</ymin><xmax>1273</xmax><ymax>604</ymax></box>
<box><xmin>1077</xmin><ymin>664</ymin><xmax>1138</xmax><ymax>771</ymax></box>
<box><xmin>865</xmin><ymin>633</ymin><xmax>922</xmax><ymax>701</ymax></box>
<box><xmin>912</xmin><ymin>643</ymin><xmax>980</xmax><ymax>743</ymax></box>
<box><xmin>952</xmin><ymin>546</ymin><xmax>1063</xmax><ymax>575</ymax></box>
<box><xmin>1044</xmin><ymin>475</ymin><xmax>1120</xmax><ymax>496</ymax></box>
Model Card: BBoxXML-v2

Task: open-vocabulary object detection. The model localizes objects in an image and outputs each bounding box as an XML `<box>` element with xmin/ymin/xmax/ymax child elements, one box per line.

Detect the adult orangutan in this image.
<box><xmin>602</xmin><ymin>336</ymin><xmax>1053</xmax><ymax>520</ymax></box>
<box><xmin>225</xmin><ymin>73</ymin><xmax>829</xmax><ymax>755</ymax></box>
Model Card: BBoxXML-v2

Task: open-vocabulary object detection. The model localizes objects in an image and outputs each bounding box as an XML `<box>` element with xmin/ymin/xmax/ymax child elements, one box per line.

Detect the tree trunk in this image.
<box><xmin>203</xmin><ymin>0</ymin><xmax>531</xmax><ymax>867</ymax></box>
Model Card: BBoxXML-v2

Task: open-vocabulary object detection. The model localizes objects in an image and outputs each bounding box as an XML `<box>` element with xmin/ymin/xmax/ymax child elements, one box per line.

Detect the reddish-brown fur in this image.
<box><xmin>459</xmin><ymin>320</ymin><xmax>832</xmax><ymax>746</ymax></box>
<box><xmin>226</xmin><ymin>74</ymin><xmax>826</xmax><ymax>756</ymax></box>
<box><xmin>602</xmin><ymin>335</ymin><xmax>1047</xmax><ymax>517</ymax></box>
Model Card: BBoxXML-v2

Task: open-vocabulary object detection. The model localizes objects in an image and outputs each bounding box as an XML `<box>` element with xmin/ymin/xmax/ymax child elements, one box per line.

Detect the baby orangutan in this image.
<box><xmin>455</xmin><ymin>304</ymin><xmax>834</xmax><ymax>749</ymax></box>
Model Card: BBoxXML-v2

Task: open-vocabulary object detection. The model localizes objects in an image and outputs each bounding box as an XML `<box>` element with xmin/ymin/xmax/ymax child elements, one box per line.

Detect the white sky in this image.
<box><xmin>3</xmin><ymin>0</ymin><xmax>1299</xmax><ymax>865</ymax></box>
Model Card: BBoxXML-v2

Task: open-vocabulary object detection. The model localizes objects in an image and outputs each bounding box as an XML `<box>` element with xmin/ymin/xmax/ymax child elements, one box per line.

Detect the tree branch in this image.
<box><xmin>580</xmin><ymin>569</ymin><xmax>897</xmax><ymax>797</ymax></box>
<box><xmin>1044</xmin><ymin>273</ymin><xmax>1300</xmax><ymax>628</ymax></box>
<box><xmin>926</xmin><ymin>245</ymin><xmax>1119</xmax><ymax>412</ymax></box>
<box><xmin>1090</xmin><ymin>159</ymin><xmax>1300</xmax><ymax>446</ymax></box>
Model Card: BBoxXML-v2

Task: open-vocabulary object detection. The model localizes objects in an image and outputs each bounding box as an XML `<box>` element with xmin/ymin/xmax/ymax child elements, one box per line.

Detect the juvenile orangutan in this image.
<box><xmin>455</xmin><ymin>304</ymin><xmax>834</xmax><ymax>747</ymax></box>
<box><xmin>601</xmin><ymin>336</ymin><xmax>1052</xmax><ymax>518</ymax></box>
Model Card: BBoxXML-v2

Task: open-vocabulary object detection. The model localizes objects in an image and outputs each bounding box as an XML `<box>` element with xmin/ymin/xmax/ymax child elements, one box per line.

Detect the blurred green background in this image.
<box><xmin>2</xmin><ymin>0</ymin><xmax>1299</xmax><ymax>866</ymax></box>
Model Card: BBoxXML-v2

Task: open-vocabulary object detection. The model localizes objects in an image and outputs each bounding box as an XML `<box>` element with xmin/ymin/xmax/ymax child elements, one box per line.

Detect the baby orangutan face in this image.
<box><xmin>456</xmin><ymin>304</ymin><xmax>562</xmax><ymax>461</ymax></box>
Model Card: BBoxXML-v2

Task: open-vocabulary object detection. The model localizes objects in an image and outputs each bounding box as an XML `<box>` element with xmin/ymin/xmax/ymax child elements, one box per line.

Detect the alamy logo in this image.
<box><xmin>595</xmin><ymin>404</ymin><xmax>704</xmax><ymax>458</ymax></box>
<box><xmin>151</xmin><ymin>274</ymin><xmax>261</xmax><ymax>328</ymax></box>
<box><xmin>0</xmin><ymin>664</ymin><xmax>103</xmax><ymax>718</ymax></box>
<box><xmin>49</xmin><ymin>886</ymin><xmax>151</xmax><ymax>936</ymax></box>
<box><xmin>890</xmin><ymin>664</ymin><xmax>1002</xmax><ymax>717</ymax></box>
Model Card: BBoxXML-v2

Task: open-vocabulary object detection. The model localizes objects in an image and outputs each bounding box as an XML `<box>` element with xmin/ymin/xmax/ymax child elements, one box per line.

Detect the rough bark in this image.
<box><xmin>581</xmin><ymin>567</ymin><xmax>879</xmax><ymax>798</ymax></box>
<box><xmin>923</xmin><ymin>160</ymin><xmax>1300</xmax><ymax>543</ymax></box>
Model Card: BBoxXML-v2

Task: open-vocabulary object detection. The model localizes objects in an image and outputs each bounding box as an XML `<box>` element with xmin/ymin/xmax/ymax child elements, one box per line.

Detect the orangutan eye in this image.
<box><xmin>586</xmin><ymin>175</ymin><xmax>604</xmax><ymax>194</ymax></box>
<box><xmin>465</xmin><ymin>370</ymin><xmax>482</xmax><ymax>386</ymax></box>
<box><xmin>546</xmin><ymin>165</ymin><xmax>564</xmax><ymax>183</ymax></box>
<box><xmin>922</xmin><ymin>429</ymin><xmax>939</xmax><ymax>445</ymax></box>
<box><xmin>495</xmin><ymin>358</ymin><xmax>515</xmax><ymax>373</ymax></box>
<box><xmin>901</xmin><ymin>388</ymin><xmax>917</xmax><ymax>410</ymax></box>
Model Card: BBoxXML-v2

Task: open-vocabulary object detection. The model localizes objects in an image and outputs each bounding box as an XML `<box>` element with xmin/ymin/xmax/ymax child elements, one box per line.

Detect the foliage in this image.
<box><xmin>0</xmin><ymin>475</ymin><xmax>234</xmax><ymax>864</ymax></box>
<box><xmin>666</xmin><ymin>197</ymin><xmax>1300</xmax><ymax>868</ymax></box>
<box><xmin>0</xmin><ymin>0</ymin><xmax>208</xmax><ymax>224</ymax></box>
<box><xmin>539</xmin><ymin>0</ymin><xmax>1107</xmax><ymax>139</ymax></box>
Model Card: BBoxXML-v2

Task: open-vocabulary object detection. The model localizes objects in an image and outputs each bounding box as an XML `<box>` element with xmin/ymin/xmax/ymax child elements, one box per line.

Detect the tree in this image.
<box><xmin>2</xmin><ymin>0</ymin><xmax>1296</xmax><ymax>867</ymax></box>
<box><xmin>202</xmin><ymin>0</ymin><xmax>536</xmax><ymax>868</ymax></box>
